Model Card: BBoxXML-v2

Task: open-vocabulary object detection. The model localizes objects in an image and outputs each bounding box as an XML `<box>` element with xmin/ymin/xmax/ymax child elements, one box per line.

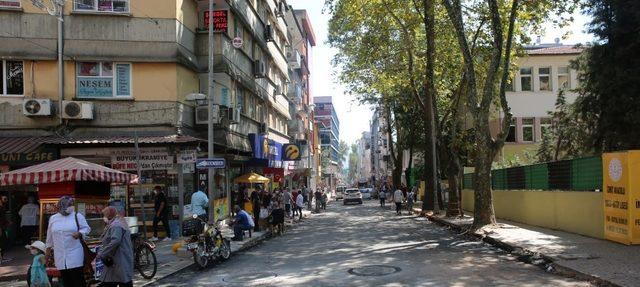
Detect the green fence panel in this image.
<box><xmin>525</xmin><ymin>163</ymin><xmax>549</xmax><ymax>190</ymax></box>
<box><xmin>571</xmin><ymin>156</ymin><xmax>603</xmax><ymax>191</ymax></box>
<box><xmin>492</xmin><ymin>169</ymin><xmax>507</xmax><ymax>190</ymax></box>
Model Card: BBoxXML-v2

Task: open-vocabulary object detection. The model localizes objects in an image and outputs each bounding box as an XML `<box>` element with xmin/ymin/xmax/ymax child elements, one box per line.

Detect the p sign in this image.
<box><xmin>232</xmin><ymin>37</ymin><xmax>243</xmax><ymax>49</ymax></box>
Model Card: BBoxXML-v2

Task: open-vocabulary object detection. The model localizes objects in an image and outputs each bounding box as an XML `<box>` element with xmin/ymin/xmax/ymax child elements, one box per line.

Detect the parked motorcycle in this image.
<box><xmin>183</xmin><ymin>214</ymin><xmax>231</xmax><ymax>268</ymax></box>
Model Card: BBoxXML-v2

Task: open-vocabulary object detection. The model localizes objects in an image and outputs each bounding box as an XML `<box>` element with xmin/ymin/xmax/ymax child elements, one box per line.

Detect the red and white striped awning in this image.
<box><xmin>0</xmin><ymin>157</ymin><xmax>137</xmax><ymax>186</ymax></box>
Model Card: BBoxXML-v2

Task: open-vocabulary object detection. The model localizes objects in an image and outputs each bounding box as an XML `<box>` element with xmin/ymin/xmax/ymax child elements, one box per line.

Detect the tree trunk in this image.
<box><xmin>472</xmin><ymin>127</ymin><xmax>497</xmax><ymax>227</ymax></box>
<box><xmin>446</xmin><ymin>151</ymin><xmax>461</xmax><ymax>217</ymax></box>
<box><xmin>421</xmin><ymin>0</ymin><xmax>437</xmax><ymax>212</ymax></box>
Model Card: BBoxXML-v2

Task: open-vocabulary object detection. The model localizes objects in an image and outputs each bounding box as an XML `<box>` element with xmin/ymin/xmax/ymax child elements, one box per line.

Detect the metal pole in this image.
<box><xmin>134</xmin><ymin>132</ymin><xmax>148</xmax><ymax>239</ymax></box>
<box><xmin>177</xmin><ymin>162</ymin><xmax>184</xmax><ymax>236</ymax></box>
<box><xmin>57</xmin><ymin>5</ymin><xmax>64</xmax><ymax>125</ymax></box>
<box><xmin>207</xmin><ymin>0</ymin><xmax>216</xmax><ymax>223</ymax></box>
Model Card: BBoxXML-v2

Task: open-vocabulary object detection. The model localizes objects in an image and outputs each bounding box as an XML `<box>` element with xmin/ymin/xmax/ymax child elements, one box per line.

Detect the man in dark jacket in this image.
<box><xmin>151</xmin><ymin>186</ymin><xmax>171</xmax><ymax>241</ymax></box>
<box><xmin>250</xmin><ymin>189</ymin><xmax>262</xmax><ymax>232</ymax></box>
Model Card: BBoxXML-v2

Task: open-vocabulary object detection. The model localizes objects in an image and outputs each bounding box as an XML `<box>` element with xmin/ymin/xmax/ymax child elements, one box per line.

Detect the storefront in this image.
<box><xmin>246</xmin><ymin>133</ymin><xmax>287</xmax><ymax>190</ymax></box>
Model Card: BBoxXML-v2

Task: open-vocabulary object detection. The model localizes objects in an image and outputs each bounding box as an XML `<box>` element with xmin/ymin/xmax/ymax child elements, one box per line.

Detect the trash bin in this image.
<box><xmin>169</xmin><ymin>220</ymin><xmax>180</xmax><ymax>239</ymax></box>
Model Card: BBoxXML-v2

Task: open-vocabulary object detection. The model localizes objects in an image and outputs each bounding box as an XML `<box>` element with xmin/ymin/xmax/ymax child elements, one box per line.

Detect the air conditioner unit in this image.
<box><xmin>265</xmin><ymin>25</ymin><xmax>274</xmax><ymax>42</ymax></box>
<box><xmin>195</xmin><ymin>105</ymin><xmax>220</xmax><ymax>125</ymax></box>
<box><xmin>259</xmin><ymin>122</ymin><xmax>268</xmax><ymax>134</ymax></box>
<box><xmin>22</xmin><ymin>99</ymin><xmax>52</xmax><ymax>116</ymax></box>
<box><xmin>287</xmin><ymin>49</ymin><xmax>301</xmax><ymax>69</ymax></box>
<box><xmin>253</xmin><ymin>60</ymin><xmax>266</xmax><ymax>78</ymax></box>
<box><xmin>228</xmin><ymin>107</ymin><xmax>241</xmax><ymax>124</ymax></box>
<box><xmin>62</xmin><ymin>101</ymin><xmax>93</xmax><ymax>120</ymax></box>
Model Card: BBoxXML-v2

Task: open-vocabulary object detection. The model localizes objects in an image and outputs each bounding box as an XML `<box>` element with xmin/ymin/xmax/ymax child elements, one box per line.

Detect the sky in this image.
<box><xmin>288</xmin><ymin>0</ymin><xmax>594</xmax><ymax>146</ymax></box>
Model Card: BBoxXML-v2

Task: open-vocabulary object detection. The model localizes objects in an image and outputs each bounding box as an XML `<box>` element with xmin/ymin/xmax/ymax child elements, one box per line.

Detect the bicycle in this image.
<box><xmin>131</xmin><ymin>233</ymin><xmax>157</xmax><ymax>279</ymax></box>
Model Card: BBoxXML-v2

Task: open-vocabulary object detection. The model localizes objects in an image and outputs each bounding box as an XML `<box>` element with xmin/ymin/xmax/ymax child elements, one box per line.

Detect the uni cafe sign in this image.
<box><xmin>0</xmin><ymin>148</ymin><xmax>58</xmax><ymax>165</ymax></box>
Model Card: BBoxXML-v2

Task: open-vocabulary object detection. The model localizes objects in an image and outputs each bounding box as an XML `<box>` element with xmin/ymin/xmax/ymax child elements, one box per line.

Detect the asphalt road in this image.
<box><xmin>149</xmin><ymin>200</ymin><xmax>591</xmax><ymax>287</ymax></box>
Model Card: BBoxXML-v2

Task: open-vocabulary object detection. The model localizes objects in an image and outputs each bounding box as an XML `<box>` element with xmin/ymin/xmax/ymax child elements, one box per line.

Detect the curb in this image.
<box><xmin>421</xmin><ymin>212</ymin><xmax>621</xmax><ymax>287</ymax></box>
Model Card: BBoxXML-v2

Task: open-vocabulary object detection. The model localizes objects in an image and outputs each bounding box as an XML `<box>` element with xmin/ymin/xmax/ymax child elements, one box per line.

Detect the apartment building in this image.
<box><xmin>0</xmin><ymin>0</ymin><xmax>311</xmax><ymax>221</ymax></box>
<box><xmin>356</xmin><ymin>131</ymin><xmax>371</xmax><ymax>185</ymax></box>
<box><xmin>370</xmin><ymin>107</ymin><xmax>391</xmax><ymax>187</ymax></box>
<box><xmin>313</xmin><ymin>96</ymin><xmax>340</xmax><ymax>189</ymax></box>
<box><xmin>494</xmin><ymin>44</ymin><xmax>584</xmax><ymax>160</ymax></box>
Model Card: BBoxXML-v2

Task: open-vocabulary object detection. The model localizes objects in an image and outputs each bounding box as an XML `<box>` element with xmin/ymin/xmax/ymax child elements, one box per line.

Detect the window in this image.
<box><xmin>538</xmin><ymin>67</ymin><xmax>551</xmax><ymax>91</ymax></box>
<box><xmin>506</xmin><ymin>118</ymin><xmax>516</xmax><ymax>142</ymax></box>
<box><xmin>1</xmin><ymin>60</ymin><xmax>24</xmax><ymax>96</ymax></box>
<box><xmin>540</xmin><ymin>118</ymin><xmax>552</xmax><ymax>136</ymax></box>
<box><xmin>236</xmin><ymin>87</ymin><xmax>245</xmax><ymax>114</ymax></box>
<box><xmin>76</xmin><ymin>62</ymin><xmax>131</xmax><ymax>98</ymax></box>
<box><xmin>558</xmin><ymin>66</ymin><xmax>570</xmax><ymax>90</ymax></box>
<box><xmin>0</xmin><ymin>0</ymin><xmax>20</xmax><ymax>8</ymax></box>
<box><xmin>520</xmin><ymin>67</ymin><xmax>532</xmax><ymax>91</ymax></box>
<box><xmin>522</xmin><ymin>118</ymin><xmax>534</xmax><ymax>142</ymax></box>
<box><xmin>75</xmin><ymin>0</ymin><xmax>129</xmax><ymax>13</ymax></box>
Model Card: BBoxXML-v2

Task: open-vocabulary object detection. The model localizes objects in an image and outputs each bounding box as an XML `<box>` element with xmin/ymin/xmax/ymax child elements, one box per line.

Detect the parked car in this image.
<box><xmin>360</xmin><ymin>188</ymin><xmax>372</xmax><ymax>200</ymax></box>
<box><xmin>343</xmin><ymin>188</ymin><xmax>363</xmax><ymax>205</ymax></box>
<box><xmin>336</xmin><ymin>186</ymin><xmax>346</xmax><ymax>199</ymax></box>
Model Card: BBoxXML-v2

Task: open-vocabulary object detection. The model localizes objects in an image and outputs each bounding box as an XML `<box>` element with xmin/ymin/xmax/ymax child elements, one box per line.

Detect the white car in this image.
<box><xmin>360</xmin><ymin>188</ymin><xmax>372</xmax><ymax>200</ymax></box>
<box><xmin>343</xmin><ymin>188</ymin><xmax>363</xmax><ymax>205</ymax></box>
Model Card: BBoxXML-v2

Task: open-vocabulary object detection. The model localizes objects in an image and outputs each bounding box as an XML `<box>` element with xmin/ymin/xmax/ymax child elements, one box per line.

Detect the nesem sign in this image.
<box><xmin>204</xmin><ymin>10</ymin><xmax>228</xmax><ymax>33</ymax></box>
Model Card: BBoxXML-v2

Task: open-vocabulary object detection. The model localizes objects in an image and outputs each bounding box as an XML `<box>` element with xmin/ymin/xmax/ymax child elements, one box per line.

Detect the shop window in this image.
<box><xmin>1</xmin><ymin>60</ymin><xmax>24</xmax><ymax>96</ymax></box>
<box><xmin>76</xmin><ymin>62</ymin><xmax>132</xmax><ymax>98</ymax></box>
<box><xmin>520</xmin><ymin>67</ymin><xmax>532</xmax><ymax>91</ymax></box>
<box><xmin>522</xmin><ymin>118</ymin><xmax>534</xmax><ymax>142</ymax></box>
<box><xmin>0</xmin><ymin>0</ymin><xmax>20</xmax><ymax>8</ymax></box>
<box><xmin>539</xmin><ymin>67</ymin><xmax>551</xmax><ymax>91</ymax></box>
<box><xmin>558</xmin><ymin>66</ymin><xmax>570</xmax><ymax>90</ymax></box>
<box><xmin>75</xmin><ymin>0</ymin><xmax>129</xmax><ymax>13</ymax></box>
<box><xmin>506</xmin><ymin>118</ymin><xmax>516</xmax><ymax>142</ymax></box>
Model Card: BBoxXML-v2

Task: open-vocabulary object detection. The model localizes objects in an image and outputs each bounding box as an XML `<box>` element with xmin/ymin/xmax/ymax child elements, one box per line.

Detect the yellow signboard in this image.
<box><xmin>602</xmin><ymin>151</ymin><xmax>640</xmax><ymax>245</ymax></box>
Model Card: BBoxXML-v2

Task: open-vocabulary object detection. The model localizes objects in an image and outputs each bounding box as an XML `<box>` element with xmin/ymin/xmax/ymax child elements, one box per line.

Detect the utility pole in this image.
<box><xmin>207</xmin><ymin>0</ymin><xmax>216</xmax><ymax>223</ymax></box>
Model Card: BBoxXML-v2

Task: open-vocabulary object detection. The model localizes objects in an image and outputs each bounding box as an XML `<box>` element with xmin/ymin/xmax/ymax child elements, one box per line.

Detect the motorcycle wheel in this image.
<box><xmin>218</xmin><ymin>239</ymin><xmax>231</xmax><ymax>260</ymax></box>
<box><xmin>193</xmin><ymin>244</ymin><xmax>209</xmax><ymax>268</ymax></box>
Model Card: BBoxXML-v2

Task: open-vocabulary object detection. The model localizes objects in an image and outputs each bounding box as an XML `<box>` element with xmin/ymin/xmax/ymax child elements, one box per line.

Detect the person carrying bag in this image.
<box><xmin>96</xmin><ymin>206</ymin><xmax>134</xmax><ymax>287</ymax></box>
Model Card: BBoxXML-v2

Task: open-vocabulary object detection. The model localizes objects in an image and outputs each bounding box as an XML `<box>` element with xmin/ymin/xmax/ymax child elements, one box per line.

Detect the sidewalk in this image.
<box><xmin>2</xmin><ymin>209</ymin><xmax>313</xmax><ymax>287</ymax></box>
<box><xmin>415</xmin><ymin>208</ymin><xmax>639</xmax><ymax>287</ymax></box>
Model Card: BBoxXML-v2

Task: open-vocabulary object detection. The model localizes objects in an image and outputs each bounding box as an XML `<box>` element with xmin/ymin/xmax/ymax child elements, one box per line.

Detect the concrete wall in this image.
<box><xmin>462</xmin><ymin>189</ymin><xmax>604</xmax><ymax>239</ymax></box>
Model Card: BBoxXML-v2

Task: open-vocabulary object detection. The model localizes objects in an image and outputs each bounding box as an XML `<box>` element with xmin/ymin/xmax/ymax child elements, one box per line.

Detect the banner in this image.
<box><xmin>602</xmin><ymin>151</ymin><xmax>640</xmax><ymax>245</ymax></box>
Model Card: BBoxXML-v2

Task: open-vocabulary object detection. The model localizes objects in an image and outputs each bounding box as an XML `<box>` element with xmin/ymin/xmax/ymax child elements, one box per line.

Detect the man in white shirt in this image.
<box><xmin>393</xmin><ymin>189</ymin><xmax>404</xmax><ymax>215</ymax></box>
<box><xmin>190</xmin><ymin>190</ymin><xmax>209</xmax><ymax>220</ymax></box>
<box><xmin>295</xmin><ymin>192</ymin><xmax>304</xmax><ymax>220</ymax></box>
<box><xmin>18</xmin><ymin>196</ymin><xmax>39</xmax><ymax>244</ymax></box>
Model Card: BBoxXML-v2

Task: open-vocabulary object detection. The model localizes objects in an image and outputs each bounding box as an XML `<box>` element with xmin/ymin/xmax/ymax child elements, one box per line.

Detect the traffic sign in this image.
<box><xmin>196</xmin><ymin>158</ymin><xmax>226</xmax><ymax>169</ymax></box>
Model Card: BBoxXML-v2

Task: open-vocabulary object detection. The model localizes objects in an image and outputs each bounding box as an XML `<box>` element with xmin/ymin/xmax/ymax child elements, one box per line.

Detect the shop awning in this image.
<box><xmin>0</xmin><ymin>137</ymin><xmax>62</xmax><ymax>154</ymax></box>
<box><xmin>233</xmin><ymin>172</ymin><xmax>270</xmax><ymax>184</ymax></box>
<box><xmin>0</xmin><ymin>157</ymin><xmax>137</xmax><ymax>186</ymax></box>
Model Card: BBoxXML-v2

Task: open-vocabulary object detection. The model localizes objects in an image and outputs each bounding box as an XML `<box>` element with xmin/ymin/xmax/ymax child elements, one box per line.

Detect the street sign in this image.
<box><xmin>196</xmin><ymin>158</ymin><xmax>226</xmax><ymax>169</ymax></box>
<box><xmin>232</xmin><ymin>37</ymin><xmax>243</xmax><ymax>48</ymax></box>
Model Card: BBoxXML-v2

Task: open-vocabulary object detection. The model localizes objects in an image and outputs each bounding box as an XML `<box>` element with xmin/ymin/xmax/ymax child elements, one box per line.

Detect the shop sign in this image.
<box><xmin>77</xmin><ymin>77</ymin><xmax>113</xmax><ymax>97</ymax></box>
<box><xmin>0</xmin><ymin>148</ymin><xmax>58</xmax><ymax>165</ymax></box>
<box><xmin>110</xmin><ymin>148</ymin><xmax>174</xmax><ymax>171</ymax></box>
<box><xmin>282</xmin><ymin>144</ymin><xmax>301</xmax><ymax>161</ymax></box>
<box><xmin>177</xmin><ymin>150</ymin><xmax>197</xmax><ymax>164</ymax></box>
<box><xmin>204</xmin><ymin>10</ymin><xmax>228</xmax><ymax>32</ymax></box>
<box><xmin>249</xmin><ymin>134</ymin><xmax>282</xmax><ymax>161</ymax></box>
<box><xmin>602</xmin><ymin>151</ymin><xmax>640</xmax><ymax>245</ymax></box>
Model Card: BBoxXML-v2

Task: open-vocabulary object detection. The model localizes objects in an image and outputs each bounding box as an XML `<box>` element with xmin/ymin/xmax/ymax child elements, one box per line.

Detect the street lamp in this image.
<box><xmin>31</xmin><ymin>0</ymin><xmax>64</xmax><ymax>124</ymax></box>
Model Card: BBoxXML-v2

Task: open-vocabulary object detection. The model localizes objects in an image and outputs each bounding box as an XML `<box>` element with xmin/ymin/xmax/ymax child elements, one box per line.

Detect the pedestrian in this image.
<box><xmin>0</xmin><ymin>195</ymin><xmax>11</xmax><ymax>262</ymax></box>
<box><xmin>314</xmin><ymin>189</ymin><xmax>322</xmax><ymax>212</ymax></box>
<box><xmin>379</xmin><ymin>188</ymin><xmax>387</xmax><ymax>207</ymax></box>
<box><xmin>295</xmin><ymin>191</ymin><xmax>304</xmax><ymax>220</ymax></box>
<box><xmin>19</xmin><ymin>196</ymin><xmax>39</xmax><ymax>245</ymax></box>
<box><xmin>230</xmin><ymin>189</ymin><xmax>237</xmax><ymax>216</ymax></box>
<box><xmin>151</xmin><ymin>186</ymin><xmax>171</xmax><ymax>242</ymax></box>
<box><xmin>26</xmin><ymin>240</ymin><xmax>50</xmax><ymax>287</ymax></box>
<box><xmin>190</xmin><ymin>189</ymin><xmax>209</xmax><ymax>220</ymax></box>
<box><xmin>407</xmin><ymin>188</ymin><xmax>415</xmax><ymax>214</ymax></box>
<box><xmin>393</xmin><ymin>188</ymin><xmax>404</xmax><ymax>215</ymax></box>
<box><xmin>291</xmin><ymin>190</ymin><xmax>299</xmax><ymax>218</ymax></box>
<box><xmin>283</xmin><ymin>189</ymin><xmax>292</xmax><ymax>218</ymax></box>
<box><xmin>97</xmin><ymin>206</ymin><xmax>134</xmax><ymax>287</ymax></box>
<box><xmin>250</xmin><ymin>189</ymin><xmax>262</xmax><ymax>232</ymax></box>
<box><xmin>230</xmin><ymin>206</ymin><xmax>254</xmax><ymax>241</ymax></box>
<box><xmin>321</xmin><ymin>192</ymin><xmax>328</xmax><ymax>211</ymax></box>
<box><xmin>45</xmin><ymin>196</ymin><xmax>91</xmax><ymax>287</ymax></box>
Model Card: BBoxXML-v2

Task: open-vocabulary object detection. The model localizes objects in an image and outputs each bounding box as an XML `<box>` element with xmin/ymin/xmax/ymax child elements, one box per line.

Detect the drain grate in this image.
<box><xmin>348</xmin><ymin>265</ymin><xmax>402</xmax><ymax>277</ymax></box>
<box><xmin>222</xmin><ymin>272</ymin><xmax>279</xmax><ymax>284</ymax></box>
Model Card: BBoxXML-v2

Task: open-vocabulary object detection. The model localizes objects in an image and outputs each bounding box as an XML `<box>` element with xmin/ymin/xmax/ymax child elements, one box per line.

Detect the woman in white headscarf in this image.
<box><xmin>45</xmin><ymin>196</ymin><xmax>91</xmax><ymax>287</ymax></box>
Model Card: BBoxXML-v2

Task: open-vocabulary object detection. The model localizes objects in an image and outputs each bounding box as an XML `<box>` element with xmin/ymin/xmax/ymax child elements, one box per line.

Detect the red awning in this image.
<box><xmin>0</xmin><ymin>157</ymin><xmax>137</xmax><ymax>186</ymax></box>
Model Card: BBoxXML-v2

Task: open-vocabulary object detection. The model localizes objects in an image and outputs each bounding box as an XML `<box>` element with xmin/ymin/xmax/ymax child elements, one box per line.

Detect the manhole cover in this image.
<box><xmin>222</xmin><ymin>272</ymin><xmax>278</xmax><ymax>283</ymax></box>
<box><xmin>348</xmin><ymin>265</ymin><xmax>402</xmax><ymax>277</ymax></box>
